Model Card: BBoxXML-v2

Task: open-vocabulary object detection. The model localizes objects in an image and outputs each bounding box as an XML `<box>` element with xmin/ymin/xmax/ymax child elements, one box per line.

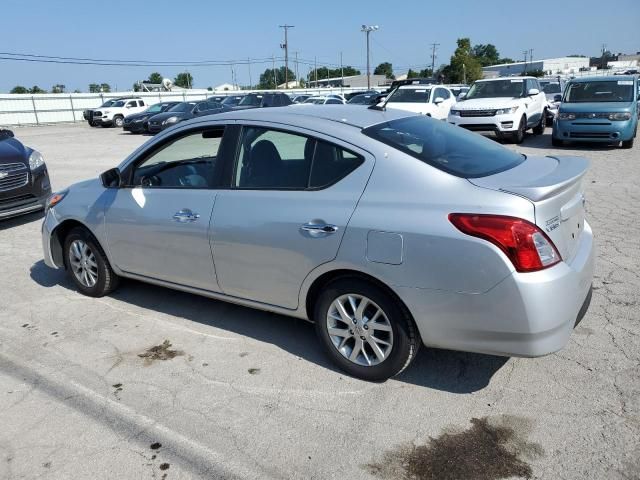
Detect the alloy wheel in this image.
<box><xmin>326</xmin><ymin>294</ymin><xmax>393</xmax><ymax>367</ymax></box>
<box><xmin>68</xmin><ymin>239</ymin><xmax>98</xmax><ymax>288</ymax></box>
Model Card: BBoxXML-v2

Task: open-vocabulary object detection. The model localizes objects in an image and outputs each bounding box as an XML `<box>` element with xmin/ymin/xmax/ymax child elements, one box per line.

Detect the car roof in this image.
<box><xmin>569</xmin><ymin>75</ymin><xmax>636</xmax><ymax>83</ymax></box>
<box><xmin>398</xmin><ymin>85</ymin><xmax>434</xmax><ymax>89</ymax></box>
<box><xmin>204</xmin><ymin>104</ymin><xmax>415</xmax><ymax>129</ymax></box>
<box><xmin>479</xmin><ymin>76</ymin><xmax>535</xmax><ymax>82</ymax></box>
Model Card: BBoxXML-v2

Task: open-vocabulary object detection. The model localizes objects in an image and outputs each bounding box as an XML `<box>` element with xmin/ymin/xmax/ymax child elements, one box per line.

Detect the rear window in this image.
<box><xmin>362</xmin><ymin>116</ymin><xmax>525</xmax><ymax>178</ymax></box>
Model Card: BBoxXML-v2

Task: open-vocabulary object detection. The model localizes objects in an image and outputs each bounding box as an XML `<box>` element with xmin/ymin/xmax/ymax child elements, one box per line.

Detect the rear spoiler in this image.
<box><xmin>469</xmin><ymin>156</ymin><xmax>590</xmax><ymax>202</ymax></box>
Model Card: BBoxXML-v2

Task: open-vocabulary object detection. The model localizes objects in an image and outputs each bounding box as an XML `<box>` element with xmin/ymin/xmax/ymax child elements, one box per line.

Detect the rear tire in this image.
<box><xmin>314</xmin><ymin>278</ymin><xmax>420</xmax><ymax>381</ymax></box>
<box><xmin>113</xmin><ymin>115</ymin><xmax>124</xmax><ymax>128</ymax></box>
<box><xmin>532</xmin><ymin>110</ymin><xmax>546</xmax><ymax>135</ymax></box>
<box><xmin>63</xmin><ymin>227</ymin><xmax>120</xmax><ymax>297</ymax></box>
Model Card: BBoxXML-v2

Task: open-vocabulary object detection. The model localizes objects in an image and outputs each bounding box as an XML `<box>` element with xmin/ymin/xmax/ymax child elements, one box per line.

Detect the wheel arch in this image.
<box><xmin>50</xmin><ymin>219</ymin><xmax>96</xmax><ymax>268</ymax></box>
<box><xmin>304</xmin><ymin>268</ymin><xmax>419</xmax><ymax>337</ymax></box>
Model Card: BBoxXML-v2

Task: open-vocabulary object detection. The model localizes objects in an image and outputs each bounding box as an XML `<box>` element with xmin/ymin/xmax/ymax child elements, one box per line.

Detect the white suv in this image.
<box><xmin>383</xmin><ymin>85</ymin><xmax>456</xmax><ymax>119</ymax></box>
<box><xmin>447</xmin><ymin>77</ymin><xmax>547</xmax><ymax>143</ymax></box>
<box><xmin>92</xmin><ymin>98</ymin><xmax>148</xmax><ymax>127</ymax></box>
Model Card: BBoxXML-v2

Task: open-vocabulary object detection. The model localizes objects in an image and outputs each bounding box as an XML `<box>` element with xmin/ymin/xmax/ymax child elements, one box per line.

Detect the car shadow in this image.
<box><xmin>0</xmin><ymin>210</ymin><xmax>44</xmax><ymax>231</ymax></box>
<box><xmin>516</xmin><ymin>130</ymin><xmax>622</xmax><ymax>151</ymax></box>
<box><xmin>30</xmin><ymin>260</ymin><xmax>508</xmax><ymax>393</ymax></box>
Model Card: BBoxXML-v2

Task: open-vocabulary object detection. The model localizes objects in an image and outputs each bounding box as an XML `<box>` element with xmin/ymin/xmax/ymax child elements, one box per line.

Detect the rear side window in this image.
<box><xmin>363</xmin><ymin>116</ymin><xmax>524</xmax><ymax>178</ymax></box>
<box><xmin>310</xmin><ymin>141</ymin><xmax>363</xmax><ymax>188</ymax></box>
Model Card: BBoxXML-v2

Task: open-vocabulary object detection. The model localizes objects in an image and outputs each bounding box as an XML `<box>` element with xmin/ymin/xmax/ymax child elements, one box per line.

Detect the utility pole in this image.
<box><xmin>429</xmin><ymin>42</ymin><xmax>440</xmax><ymax>76</ymax></box>
<box><xmin>279</xmin><ymin>24</ymin><xmax>294</xmax><ymax>89</ymax></box>
<box><xmin>361</xmin><ymin>25</ymin><xmax>379</xmax><ymax>90</ymax></box>
<box><xmin>247</xmin><ymin>57</ymin><xmax>252</xmax><ymax>90</ymax></box>
<box><xmin>294</xmin><ymin>51</ymin><xmax>299</xmax><ymax>85</ymax></box>
<box><xmin>314</xmin><ymin>56</ymin><xmax>318</xmax><ymax>88</ymax></box>
<box><xmin>340</xmin><ymin>51</ymin><xmax>344</xmax><ymax>91</ymax></box>
<box><xmin>529</xmin><ymin>49</ymin><xmax>534</xmax><ymax>73</ymax></box>
<box><xmin>272</xmin><ymin>55</ymin><xmax>277</xmax><ymax>89</ymax></box>
<box><xmin>522</xmin><ymin>50</ymin><xmax>528</xmax><ymax>74</ymax></box>
<box><xmin>601</xmin><ymin>43</ymin><xmax>607</xmax><ymax>70</ymax></box>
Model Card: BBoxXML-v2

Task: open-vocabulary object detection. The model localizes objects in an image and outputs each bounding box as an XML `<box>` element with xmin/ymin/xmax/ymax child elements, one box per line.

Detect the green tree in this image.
<box><xmin>406</xmin><ymin>69</ymin><xmax>419</xmax><ymax>78</ymax></box>
<box><xmin>258</xmin><ymin>67</ymin><xmax>295</xmax><ymax>89</ymax></box>
<box><xmin>174</xmin><ymin>72</ymin><xmax>193</xmax><ymax>88</ymax></box>
<box><xmin>10</xmin><ymin>86</ymin><xmax>28</xmax><ymax>94</ymax></box>
<box><xmin>418</xmin><ymin>68</ymin><xmax>433</xmax><ymax>78</ymax></box>
<box><xmin>472</xmin><ymin>44</ymin><xmax>500</xmax><ymax>67</ymax></box>
<box><xmin>447</xmin><ymin>38</ymin><xmax>482</xmax><ymax>84</ymax></box>
<box><xmin>147</xmin><ymin>72</ymin><xmax>163</xmax><ymax>84</ymax></box>
<box><xmin>29</xmin><ymin>86</ymin><xmax>47</xmax><ymax>94</ymax></box>
<box><xmin>497</xmin><ymin>57</ymin><xmax>515</xmax><ymax>64</ymax></box>
<box><xmin>73</xmin><ymin>89</ymin><xmax>81</xmax><ymax>93</ymax></box>
<box><xmin>526</xmin><ymin>69</ymin><xmax>545</xmax><ymax>78</ymax></box>
<box><xmin>373</xmin><ymin>62</ymin><xmax>394</xmax><ymax>79</ymax></box>
<box><xmin>89</xmin><ymin>83</ymin><xmax>101</xmax><ymax>93</ymax></box>
<box><xmin>567</xmin><ymin>54</ymin><xmax>587</xmax><ymax>58</ymax></box>
<box><xmin>51</xmin><ymin>84</ymin><xmax>66</xmax><ymax>93</ymax></box>
<box><xmin>100</xmin><ymin>83</ymin><xmax>111</xmax><ymax>93</ymax></box>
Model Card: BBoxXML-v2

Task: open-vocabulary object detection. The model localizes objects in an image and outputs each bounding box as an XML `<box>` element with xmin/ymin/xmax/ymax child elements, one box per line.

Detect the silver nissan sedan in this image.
<box><xmin>41</xmin><ymin>105</ymin><xmax>594</xmax><ymax>381</ymax></box>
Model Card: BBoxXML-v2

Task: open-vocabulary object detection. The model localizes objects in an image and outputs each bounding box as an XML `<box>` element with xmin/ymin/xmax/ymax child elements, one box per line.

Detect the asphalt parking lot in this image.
<box><xmin>1</xmin><ymin>122</ymin><xmax>638</xmax><ymax>480</ymax></box>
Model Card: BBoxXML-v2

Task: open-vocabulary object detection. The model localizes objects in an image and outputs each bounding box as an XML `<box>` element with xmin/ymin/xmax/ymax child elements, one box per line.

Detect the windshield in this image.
<box><xmin>348</xmin><ymin>95</ymin><xmax>374</xmax><ymax>104</ymax></box>
<box><xmin>168</xmin><ymin>102</ymin><xmax>195</xmax><ymax>112</ymax></box>
<box><xmin>304</xmin><ymin>98</ymin><xmax>325</xmax><ymax>104</ymax></box>
<box><xmin>387</xmin><ymin>88</ymin><xmax>431</xmax><ymax>103</ymax></box>
<box><xmin>542</xmin><ymin>83</ymin><xmax>561</xmax><ymax>94</ymax></box>
<box><xmin>466</xmin><ymin>80</ymin><xmax>525</xmax><ymax>99</ymax></box>
<box><xmin>363</xmin><ymin>116</ymin><xmax>525</xmax><ymax>178</ymax></box>
<box><xmin>100</xmin><ymin>100</ymin><xmax>116</xmax><ymax>107</ymax></box>
<box><xmin>564</xmin><ymin>80</ymin><xmax>634</xmax><ymax>103</ymax></box>
<box><xmin>222</xmin><ymin>96</ymin><xmax>242</xmax><ymax>105</ymax></box>
<box><xmin>239</xmin><ymin>94</ymin><xmax>262</xmax><ymax>106</ymax></box>
<box><xmin>147</xmin><ymin>103</ymin><xmax>166</xmax><ymax>113</ymax></box>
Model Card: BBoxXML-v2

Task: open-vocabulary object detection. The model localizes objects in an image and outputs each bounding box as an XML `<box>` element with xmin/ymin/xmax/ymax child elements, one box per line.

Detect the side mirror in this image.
<box><xmin>554</xmin><ymin>94</ymin><xmax>562</xmax><ymax>103</ymax></box>
<box><xmin>0</xmin><ymin>129</ymin><xmax>15</xmax><ymax>139</ymax></box>
<box><xmin>100</xmin><ymin>167</ymin><xmax>122</xmax><ymax>188</ymax></box>
<box><xmin>527</xmin><ymin>88</ymin><xmax>540</xmax><ymax>96</ymax></box>
<box><xmin>434</xmin><ymin>97</ymin><xmax>445</xmax><ymax>104</ymax></box>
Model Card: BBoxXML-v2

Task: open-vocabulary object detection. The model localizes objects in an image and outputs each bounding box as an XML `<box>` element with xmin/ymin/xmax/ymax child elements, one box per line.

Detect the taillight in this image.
<box><xmin>448</xmin><ymin>214</ymin><xmax>561</xmax><ymax>272</ymax></box>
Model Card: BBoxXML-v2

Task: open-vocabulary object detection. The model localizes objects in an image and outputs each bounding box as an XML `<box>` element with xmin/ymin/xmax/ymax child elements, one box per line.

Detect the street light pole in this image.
<box><xmin>361</xmin><ymin>25</ymin><xmax>379</xmax><ymax>90</ymax></box>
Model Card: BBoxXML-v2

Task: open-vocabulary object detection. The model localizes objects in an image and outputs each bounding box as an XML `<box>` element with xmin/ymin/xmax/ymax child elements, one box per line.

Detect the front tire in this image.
<box><xmin>532</xmin><ymin>110</ymin><xmax>546</xmax><ymax>135</ymax></box>
<box><xmin>64</xmin><ymin>227</ymin><xmax>119</xmax><ymax>297</ymax></box>
<box><xmin>112</xmin><ymin>115</ymin><xmax>124</xmax><ymax>128</ymax></box>
<box><xmin>621</xmin><ymin>137</ymin><xmax>634</xmax><ymax>149</ymax></box>
<box><xmin>511</xmin><ymin>115</ymin><xmax>526</xmax><ymax>144</ymax></box>
<box><xmin>314</xmin><ymin>278</ymin><xmax>419</xmax><ymax>381</ymax></box>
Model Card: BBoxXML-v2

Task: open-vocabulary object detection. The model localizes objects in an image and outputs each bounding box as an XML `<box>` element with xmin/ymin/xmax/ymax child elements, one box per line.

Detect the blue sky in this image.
<box><xmin>0</xmin><ymin>0</ymin><xmax>638</xmax><ymax>92</ymax></box>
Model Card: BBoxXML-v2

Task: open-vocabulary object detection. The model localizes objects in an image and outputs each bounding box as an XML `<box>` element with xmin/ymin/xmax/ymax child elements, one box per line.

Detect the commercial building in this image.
<box><xmin>307</xmin><ymin>74</ymin><xmax>387</xmax><ymax>88</ymax></box>
<box><xmin>482</xmin><ymin>57</ymin><xmax>591</xmax><ymax>78</ymax></box>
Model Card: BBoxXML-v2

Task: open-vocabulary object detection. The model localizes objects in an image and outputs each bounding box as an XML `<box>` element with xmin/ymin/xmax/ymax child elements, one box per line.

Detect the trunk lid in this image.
<box><xmin>468</xmin><ymin>155</ymin><xmax>590</xmax><ymax>262</ymax></box>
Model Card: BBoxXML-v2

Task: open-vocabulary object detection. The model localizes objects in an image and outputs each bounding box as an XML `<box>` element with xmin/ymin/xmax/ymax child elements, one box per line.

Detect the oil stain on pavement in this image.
<box><xmin>365</xmin><ymin>416</ymin><xmax>543</xmax><ymax>480</ymax></box>
<box><xmin>138</xmin><ymin>340</ymin><xmax>184</xmax><ymax>365</ymax></box>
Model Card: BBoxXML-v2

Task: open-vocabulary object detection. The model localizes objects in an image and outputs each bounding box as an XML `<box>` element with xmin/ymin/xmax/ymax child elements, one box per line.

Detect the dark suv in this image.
<box><xmin>232</xmin><ymin>92</ymin><xmax>292</xmax><ymax>110</ymax></box>
<box><xmin>0</xmin><ymin>129</ymin><xmax>51</xmax><ymax>220</ymax></box>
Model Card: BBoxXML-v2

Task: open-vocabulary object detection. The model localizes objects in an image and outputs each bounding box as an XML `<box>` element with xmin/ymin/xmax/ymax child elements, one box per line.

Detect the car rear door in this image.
<box><xmin>211</xmin><ymin>123</ymin><xmax>374</xmax><ymax>309</ymax></box>
<box><xmin>104</xmin><ymin>126</ymin><xmax>232</xmax><ymax>291</ymax></box>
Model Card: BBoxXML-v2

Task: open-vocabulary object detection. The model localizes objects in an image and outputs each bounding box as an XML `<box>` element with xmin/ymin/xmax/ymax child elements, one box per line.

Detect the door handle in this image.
<box><xmin>301</xmin><ymin>222</ymin><xmax>338</xmax><ymax>234</ymax></box>
<box><xmin>173</xmin><ymin>209</ymin><xmax>200</xmax><ymax>223</ymax></box>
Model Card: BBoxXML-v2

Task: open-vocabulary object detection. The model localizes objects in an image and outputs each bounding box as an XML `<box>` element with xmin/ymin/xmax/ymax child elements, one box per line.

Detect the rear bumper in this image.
<box><xmin>553</xmin><ymin>118</ymin><xmax>636</xmax><ymax>142</ymax></box>
<box><xmin>396</xmin><ymin>220</ymin><xmax>595</xmax><ymax>357</ymax></box>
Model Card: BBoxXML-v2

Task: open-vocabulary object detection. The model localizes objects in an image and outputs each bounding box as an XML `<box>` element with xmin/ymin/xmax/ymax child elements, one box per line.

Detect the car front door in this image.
<box><xmin>104</xmin><ymin>126</ymin><xmax>230</xmax><ymax>291</ymax></box>
<box><xmin>211</xmin><ymin>124</ymin><xmax>374</xmax><ymax>309</ymax></box>
<box><xmin>525</xmin><ymin>79</ymin><xmax>543</xmax><ymax>126</ymax></box>
<box><xmin>432</xmin><ymin>87</ymin><xmax>455</xmax><ymax>119</ymax></box>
